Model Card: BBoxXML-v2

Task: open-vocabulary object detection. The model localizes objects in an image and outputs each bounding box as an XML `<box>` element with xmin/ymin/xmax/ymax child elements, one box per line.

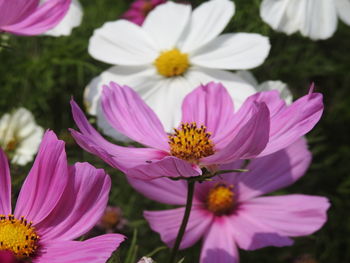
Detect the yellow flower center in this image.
<box><xmin>206</xmin><ymin>184</ymin><xmax>235</xmax><ymax>215</ymax></box>
<box><xmin>168</xmin><ymin>122</ymin><xmax>215</xmax><ymax>163</ymax></box>
<box><xmin>0</xmin><ymin>215</ymin><xmax>39</xmax><ymax>259</ymax></box>
<box><xmin>154</xmin><ymin>49</ymin><xmax>189</xmax><ymax>77</ymax></box>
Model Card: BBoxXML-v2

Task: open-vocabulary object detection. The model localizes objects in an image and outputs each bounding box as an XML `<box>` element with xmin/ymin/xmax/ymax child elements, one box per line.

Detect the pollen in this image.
<box><xmin>154</xmin><ymin>48</ymin><xmax>189</xmax><ymax>77</ymax></box>
<box><xmin>168</xmin><ymin>122</ymin><xmax>215</xmax><ymax>163</ymax></box>
<box><xmin>0</xmin><ymin>214</ymin><xmax>39</xmax><ymax>259</ymax></box>
<box><xmin>206</xmin><ymin>184</ymin><xmax>235</xmax><ymax>215</ymax></box>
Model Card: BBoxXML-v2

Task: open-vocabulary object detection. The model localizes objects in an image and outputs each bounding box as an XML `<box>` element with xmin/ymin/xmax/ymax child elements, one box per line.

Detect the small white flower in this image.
<box><xmin>137</xmin><ymin>257</ymin><xmax>154</xmax><ymax>263</ymax></box>
<box><xmin>260</xmin><ymin>0</ymin><xmax>350</xmax><ymax>40</ymax></box>
<box><xmin>44</xmin><ymin>0</ymin><xmax>83</xmax><ymax>37</ymax></box>
<box><xmin>0</xmin><ymin>108</ymin><xmax>44</xmax><ymax>166</ymax></box>
<box><xmin>236</xmin><ymin>70</ymin><xmax>292</xmax><ymax>104</ymax></box>
<box><xmin>86</xmin><ymin>0</ymin><xmax>271</xmax><ymax>141</ymax></box>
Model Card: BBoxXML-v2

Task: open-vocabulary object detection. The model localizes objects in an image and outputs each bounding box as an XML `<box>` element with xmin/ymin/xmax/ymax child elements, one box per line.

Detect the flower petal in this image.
<box><xmin>202</xmin><ymin>102</ymin><xmax>270</xmax><ymax>164</ymax></box>
<box><xmin>44</xmin><ymin>0</ymin><xmax>83</xmax><ymax>36</ymax></box>
<box><xmin>181</xmin><ymin>82</ymin><xmax>235</xmax><ymax>149</ymax></box>
<box><xmin>191</xmin><ymin>33</ymin><xmax>270</xmax><ymax>70</ymax></box>
<box><xmin>35</xmin><ymin>234</ymin><xmax>125</xmax><ymax>263</ymax></box>
<box><xmin>336</xmin><ymin>0</ymin><xmax>350</xmax><ymax>25</ymax></box>
<box><xmin>142</xmin><ymin>2</ymin><xmax>191</xmax><ymax>50</ymax></box>
<box><xmin>258</xmin><ymin>80</ymin><xmax>292</xmax><ymax>105</ymax></box>
<box><xmin>229</xmin><ymin>138</ymin><xmax>311</xmax><ymax>201</ymax></box>
<box><xmin>101</xmin><ymin>82</ymin><xmax>169</xmax><ymax>150</ymax></box>
<box><xmin>36</xmin><ymin>163</ymin><xmax>111</xmax><ymax>241</ymax></box>
<box><xmin>200</xmin><ymin>216</ymin><xmax>239</xmax><ymax>263</ymax></box>
<box><xmin>144</xmin><ymin>207</ymin><xmax>213</xmax><ymax>249</ymax></box>
<box><xmin>180</xmin><ymin>0</ymin><xmax>234</xmax><ymax>52</ymax></box>
<box><xmin>1</xmin><ymin>0</ymin><xmax>71</xmax><ymax>36</ymax></box>
<box><xmin>0</xmin><ymin>149</ymin><xmax>11</xmax><ymax>215</ymax></box>
<box><xmin>88</xmin><ymin>20</ymin><xmax>158</xmax><ymax>65</ymax></box>
<box><xmin>14</xmin><ymin>131</ymin><xmax>68</xmax><ymax>225</ymax></box>
<box><xmin>126</xmin><ymin>156</ymin><xmax>200</xmax><ymax>180</ymax></box>
<box><xmin>0</xmin><ymin>0</ymin><xmax>38</xmax><ymax>26</ymax></box>
<box><xmin>127</xmin><ymin>176</ymin><xmax>187</xmax><ymax>205</ymax></box>
<box><xmin>231</xmin><ymin>194</ymin><xmax>330</xmax><ymax>250</ymax></box>
<box><xmin>258</xmin><ymin>89</ymin><xmax>323</xmax><ymax>156</ymax></box>
<box><xmin>70</xmin><ymin>99</ymin><xmax>167</xmax><ymax>171</ymax></box>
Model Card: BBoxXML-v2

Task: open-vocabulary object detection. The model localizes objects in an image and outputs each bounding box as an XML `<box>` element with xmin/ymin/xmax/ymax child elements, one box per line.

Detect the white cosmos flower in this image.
<box><xmin>0</xmin><ymin>108</ymin><xmax>44</xmax><ymax>166</ymax></box>
<box><xmin>236</xmin><ymin>70</ymin><xmax>293</xmax><ymax>104</ymax></box>
<box><xmin>44</xmin><ymin>0</ymin><xmax>83</xmax><ymax>37</ymax></box>
<box><xmin>260</xmin><ymin>0</ymin><xmax>350</xmax><ymax>40</ymax></box>
<box><xmin>86</xmin><ymin>0</ymin><xmax>271</xmax><ymax>141</ymax></box>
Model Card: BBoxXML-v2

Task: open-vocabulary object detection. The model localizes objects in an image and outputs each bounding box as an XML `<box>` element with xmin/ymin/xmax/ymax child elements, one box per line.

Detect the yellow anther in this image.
<box><xmin>206</xmin><ymin>184</ymin><xmax>235</xmax><ymax>215</ymax></box>
<box><xmin>0</xmin><ymin>214</ymin><xmax>39</xmax><ymax>259</ymax></box>
<box><xmin>154</xmin><ymin>49</ymin><xmax>189</xmax><ymax>77</ymax></box>
<box><xmin>168</xmin><ymin>122</ymin><xmax>215</xmax><ymax>163</ymax></box>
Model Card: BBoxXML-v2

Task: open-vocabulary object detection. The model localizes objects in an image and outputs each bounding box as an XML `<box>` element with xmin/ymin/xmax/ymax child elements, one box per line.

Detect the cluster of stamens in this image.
<box><xmin>0</xmin><ymin>214</ymin><xmax>39</xmax><ymax>259</ymax></box>
<box><xmin>206</xmin><ymin>184</ymin><xmax>235</xmax><ymax>215</ymax></box>
<box><xmin>154</xmin><ymin>48</ymin><xmax>189</xmax><ymax>77</ymax></box>
<box><xmin>168</xmin><ymin>122</ymin><xmax>215</xmax><ymax>163</ymax></box>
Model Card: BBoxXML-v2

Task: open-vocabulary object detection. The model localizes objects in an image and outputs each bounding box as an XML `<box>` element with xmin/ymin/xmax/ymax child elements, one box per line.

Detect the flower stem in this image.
<box><xmin>168</xmin><ymin>180</ymin><xmax>196</xmax><ymax>263</ymax></box>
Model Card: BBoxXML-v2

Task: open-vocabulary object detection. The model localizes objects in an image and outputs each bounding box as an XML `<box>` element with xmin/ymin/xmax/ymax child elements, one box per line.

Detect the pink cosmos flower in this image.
<box><xmin>128</xmin><ymin>139</ymin><xmax>330</xmax><ymax>263</ymax></box>
<box><xmin>121</xmin><ymin>0</ymin><xmax>166</xmax><ymax>26</ymax></box>
<box><xmin>0</xmin><ymin>130</ymin><xmax>125</xmax><ymax>262</ymax></box>
<box><xmin>0</xmin><ymin>0</ymin><xmax>71</xmax><ymax>36</ymax></box>
<box><xmin>70</xmin><ymin>81</ymin><xmax>323</xmax><ymax>180</ymax></box>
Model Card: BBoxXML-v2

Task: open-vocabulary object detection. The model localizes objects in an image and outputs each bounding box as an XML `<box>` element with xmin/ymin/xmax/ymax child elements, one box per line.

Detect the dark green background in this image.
<box><xmin>0</xmin><ymin>0</ymin><xmax>349</xmax><ymax>262</ymax></box>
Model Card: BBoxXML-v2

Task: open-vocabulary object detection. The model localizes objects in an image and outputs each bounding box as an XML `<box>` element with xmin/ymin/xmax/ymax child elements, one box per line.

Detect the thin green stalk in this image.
<box><xmin>168</xmin><ymin>180</ymin><xmax>196</xmax><ymax>263</ymax></box>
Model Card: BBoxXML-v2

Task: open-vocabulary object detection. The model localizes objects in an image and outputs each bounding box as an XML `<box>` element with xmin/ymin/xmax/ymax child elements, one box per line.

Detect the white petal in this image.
<box><xmin>336</xmin><ymin>0</ymin><xmax>350</xmax><ymax>25</ymax></box>
<box><xmin>84</xmin><ymin>65</ymin><xmax>158</xmax><ymax>115</ymax></box>
<box><xmin>258</xmin><ymin>80</ymin><xmax>293</xmax><ymax>105</ymax></box>
<box><xmin>88</xmin><ymin>20</ymin><xmax>158</xmax><ymax>65</ymax></box>
<box><xmin>180</xmin><ymin>0</ymin><xmax>234</xmax><ymax>53</ymax></box>
<box><xmin>235</xmin><ymin>70</ymin><xmax>259</xmax><ymax>87</ymax></box>
<box><xmin>300</xmin><ymin>0</ymin><xmax>338</xmax><ymax>40</ymax></box>
<box><xmin>191</xmin><ymin>33</ymin><xmax>270</xmax><ymax>70</ymax></box>
<box><xmin>260</xmin><ymin>0</ymin><xmax>300</xmax><ymax>35</ymax></box>
<box><xmin>44</xmin><ymin>0</ymin><xmax>83</xmax><ymax>37</ymax></box>
<box><xmin>142</xmin><ymin>2</ymin><xmax>191</xmax><ymax>50</ymax></box>
<box><xmin>185</xmin><ymin>67</ymin><xmax>258</xmax><ymax>109</ymax></box>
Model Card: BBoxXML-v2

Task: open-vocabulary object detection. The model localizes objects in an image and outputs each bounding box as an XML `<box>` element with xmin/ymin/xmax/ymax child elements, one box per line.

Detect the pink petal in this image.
<box><xmin>0</xmin><ymin>250</ymin><xmax>16</xmax><ymax>263</ymax></box>
<box><xmin>255</xmin><ymin>89</ymin><xmax>323</xmax><ymax>156</ymax></box>
<box><xmin>0</xmin><ymin>149</ymin><xmax>11</xmax><ymax>215</ymax></box>
<box><xmin>202</xmin><ymin>102</ymin><xmax>270</xmax><ymax>165</ymax></box>
<box><xmin>0</xmin><ymin>0</ymin><xmax>39</xmax><ymax>26</ymax></box>
<box><xmin>36</xmin><ymin>163</ymin><xmax>111</xmax><ymax>242</ymax></box>
<box><xmin>144</xmin><ymin>207</ymin><xmax>213</xmax><ymax>249</ymax></box>
<box><xmin>181</xmin><ymin>82</ymin><xmax>236</xmax><ymax>149</ymax></box>
<box><xmin>200</xmin><ymin>216</ymin><xmax>239</xmax><ymax>263</ymax></box>
<box><xmin>70</xmin><ymin>99</ymin><xmax>168</xmax><ymax>172</ymax></box>
<box><xmin>1</xmin><ymin>0</ymin><xmax>71</xmax><ymax>36</ymax></box>
<box><xmin>35</xmin><ymin>234</ymin><xmax>125</xmax><ymax>263</ymax></box>
<box><xmin>230</xmin><ymin>194</ymin><xmax>330</xmax><ymax>250</ymax></box>
<box><xmin>101</xmin><ymin>82</ymin><xmax>169</xmax><ymax>151</ymax></box>
<box><xmin>230</xmin><ymin>138</ymin><xmax>311</xmax><ymax>201</ymax></box>
<box><xmin>14</xmin><ymin>131</ymin><xmax>68</xmax><ymax>225</ymax></box>
<box><xmin>127</xmin><ymin>176</ymin><xmax>188</xmax><ymax>205</ymax></box>
<box><xmin>126</xmin><ymin>156</ymin><xmax>201</xmax><ymax>180</ymax></box>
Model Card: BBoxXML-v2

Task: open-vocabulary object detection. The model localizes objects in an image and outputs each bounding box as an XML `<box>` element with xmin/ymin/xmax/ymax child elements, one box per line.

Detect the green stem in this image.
<box><xmin>168</xmin><ymin>180</ymin><xmax>196</xmax><ymax>263</ymax></box>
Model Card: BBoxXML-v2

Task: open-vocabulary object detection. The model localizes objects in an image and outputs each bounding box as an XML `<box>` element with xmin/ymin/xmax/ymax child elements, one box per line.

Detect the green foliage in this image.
<box><xmin>1</xmin><ymin>0</ymin><xmax>350</xmax><ymax>262</ymax></box>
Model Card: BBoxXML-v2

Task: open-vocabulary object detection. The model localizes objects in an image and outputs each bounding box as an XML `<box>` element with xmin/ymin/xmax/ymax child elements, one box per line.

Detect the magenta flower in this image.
<box><xmin>70</xmin><ymin>81</ymin><xmax>323</xmax><ymax>180</ymax></box>
<box><xmin>128</xmin><ymin>139</ymin><xmax>330</xmax><ymax>263</ymax></box>
<box><xmin>0</xmin><ymin>0</ymin><xmax>71</xmax><ymax>36</ymax></box>
<box><xmin>121</xmin><ymin>0</ymin><xmax>166</xmax><ymax>26</ymax></box>
<box><xmin>0</xmin><ymin>131</ymin><xmax>125</xmax><ymax>262</ymax></box>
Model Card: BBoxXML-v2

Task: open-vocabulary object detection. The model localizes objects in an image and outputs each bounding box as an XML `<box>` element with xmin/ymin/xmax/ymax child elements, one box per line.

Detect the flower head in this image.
<box><xmin>0</xmin><ymin>131</ymin><xmax>125</xmax><ymax>262</ymax></box>
<box><xmin>71</xmin><ymin>81</ymin><xmax>323</xmax><ymax>180</ymax></box>
<box><xmin>122</xmin><ymin>0</ymin><xmax>166</xmax><ymax>26</ymax></box>
<box><xmin>260</xmin><ymin>0</ymin><xmax>350</xmax><ymax>40</ymax></box>
<box><xmin>96</xmin><ymin>206</ymin><xmax>127</xmax><ymax>233</ymax></box>
<box><xmin>128</xmin><ymin>139</ymin><xmax>330</xmax><ymax>263</ymax></box>
<box><xmin>0</xmin><ymin>0</ymin><xmax>71</xmax><ymax>36</ymax></box>
<box><xmin>0</xmin><ymin>108</ymin><xmax>43</xmax><ymax>166</ymax></box>
<box><xmin>85</xmin><ymin>0</ymin><xmax>271</xmax><ymax>141</ymax></box>
<box><xmin>44</xmin><ymin>0</ymin><xmax>83</xmax><ymax>37</ymax></box>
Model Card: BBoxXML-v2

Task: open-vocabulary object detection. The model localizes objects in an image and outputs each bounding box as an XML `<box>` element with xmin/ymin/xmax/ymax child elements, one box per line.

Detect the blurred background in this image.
<box><xmin>0</xmin><ymin>0</ymin><xmax>349</xmax><ymax>262</ymax></box>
